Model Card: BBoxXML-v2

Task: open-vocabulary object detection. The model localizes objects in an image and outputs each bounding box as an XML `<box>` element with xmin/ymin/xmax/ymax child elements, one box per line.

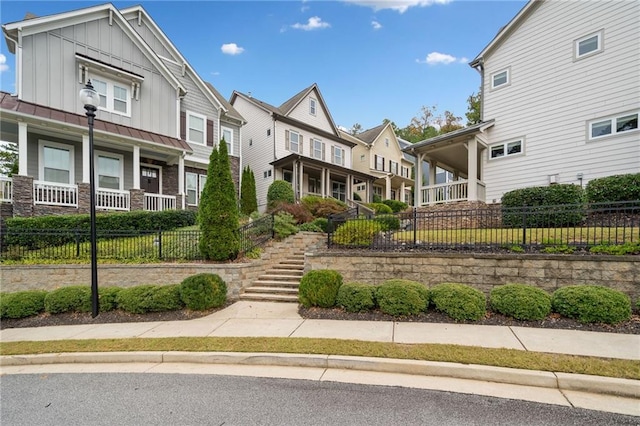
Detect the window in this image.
<box><xmin>491</xmin><ymin>68</ymin><xmax>509</xmax><ymax>89</ymax></box>
<box><xmin>96</xmin><ymin>152</ymin><xmax>123</xmax><ymax>190</ymax></box>
<box><xmin>186</xmin><ymin>111</ymin><xmax>207</xmax><ymax>145</ymax></box>
<box><xmin>286</xmin><ymin>130</ymin><xmax>301</xmax><ymax>153</ymax></box>
<box><xmin>40</xmin><ymin>141</ymin><xmax>74</xmax><ymax>184</ymax></box>
<box><xmin>373</xmin><ymin>186</ymin><xmax>382</xmax><ymax>196</ymax></box>
<box><xmin>575</xmin><ymin>30</ymin><xmax>603</xmax><ymax>60</ymax></box>
<box><xmin>91</xmin><ymin>77</ymin><xmax>130</xmax><ymax>116</ymax></box>
<box><xmin>311</xmin><ymin>138</ymin><xmax>324</xmax><ymax>160</ymax></box>
<box><xmin>221</xmin><ymin>127</ymin><xmax>233</xmax><ymax>154</ymax></box>
<box><xmin>263</xmin><ymin>169</ymin><xmax>272</xmax><ymax>179</ymax></box>
<box><xmin>389</xmin><ymin>161</ymin><xmax>398</xmax><ymax>175</ymax></box>
<box><xmin>490</xmin><ymin>139</ymin><xmax>523</xmax><ymax>160</ymax></box>
<box><xmin>401</xmin><ymin>166</ymin><xmax>410</xmax><ymax>178</ymax></box>
<box><xmin>267</xmin><ymin>129</ymin><xmax>271</xmax><ymax>136</ymax></box>
<box><xmin>309</xmin><ymin>98</ymin><xmax>317</xmax><ymax>116</ymax></box>
<box><xmin>375</xmin><ymin>155</ymin><xmax>385</xmax><ymax>171</ymax></box>
<box><xmin>332</xmin><ymin>181</ymin><xmax>346</xmax><ymax>202</ymax></box>
<box><xmin>385</xmin><ymin>138</ymin><xmax>389</xmax><ymax>147</ymax></box>
<box><xmin>589</xmin><ymin>111</ymin><xmax>638</xmax><ymax>139</ymax></box>
<box><xmin>283</xmin><ymin>170</ymin><xmax>293</xmax><ymax>183</ymax></box>
<box><xmin>360</xmin><ymin>154</ymin><xmax>365</xmax><ymax>162</ymax></box>
<box><xmin>185</xmin><ymin>171</ymin><xmax>207</xmax><ymax>205</ymax></box>
<box><xmin>308</xmin><ymin>177</ymin><xmax>320</xmax><ymax>194</ymax></box>
<box><xmin>332</xmin><ymin>146</ymin><xmax>344</xmax><ymax>165</ymax></box>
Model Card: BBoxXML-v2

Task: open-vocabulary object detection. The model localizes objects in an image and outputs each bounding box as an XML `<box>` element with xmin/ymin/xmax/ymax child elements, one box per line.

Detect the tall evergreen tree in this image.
<box><xmin>0</xmin><ymin>142</ymin><xmax>18</xmax><ymax>176</ymax></box>
<box><xmin>240</xmin><ymin>166</ymin><xmax>258</xmax><ymax>216</ymax></box>
<box><xmin>198</xmin><ymin>139</ymin><xmax>240</xmax><ymax>260</ymax></box>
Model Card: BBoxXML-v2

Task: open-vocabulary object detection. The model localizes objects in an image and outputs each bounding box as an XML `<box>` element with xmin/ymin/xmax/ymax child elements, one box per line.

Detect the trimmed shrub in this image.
<box><xmin>332</xmin><ymin>220</ymin><xmax>382</xmax><ymax>247</ymax></box>
<box><xmin>501</xmin><ymin>184</ymin><xmax>585</xmax><ymax>228</ymax></box>
<box><xmin>301</xmin><ymin>196</ymin><xmax>347</xmax><ymax>218</ymax></box>
<box><xmin>298</xmin><ymin>222</ymin><xmax>324</xmax><ymax>232</ymax></box>
<box><xmin>99</xmin><ymin>287</ymin><xmax>122</xmax><ymax>312</ymax></box>
<box><xmin>336</xmin><ymin>282</ymin><xmax>376</xmax><ymax>313</ymax></box>
<box><xmin>374</xmin><ymin>214</ymin><xmax>401</xmax><ymax>231</ymax></box>
<box><xmin>367</xmin><ymin>203</ymin><xmax>393</xmax><ymax>214</ymax></box>
<box><xmin>273</xmin><ymin>212</ymin><xmax>299</xmax><ymax>239</ymax></box>
<box><xmin>585</xmin><ymin>173</ymin><xmax>640</xmax><ymax>205</ymax></box>
<box><xmin>310</xmin><ymin>217</ymin><xmax>330</xmax><ymax>233</ymax></box>
<box><xmin>298</xmin><ymin>269</ymin><xmax>343</xmax><ymax>308</ymax></box>
<box><xmin>551</xmin><ymin>285</ymin><xmax>631</xmax><ymax>324</ymax></box>
<box><xmin>267</xmin><ymin>180</ymin><xmax>295</xmax><ymax>208</ymax></box>
<box><xmin>382</xmin><ymin>199</ymin><xmax>408</xmax><ymax>213</ymax></box>
<box><xmin>179</xmin><ymin>273</ymin><xmax>227</xmax><ymax>310</ymax></box>
<box><xmin>0</xmin><ymin>290</ymin><xmax>47</xmax><ymax>319</ymax></box>
<box><xmin>490</xmin><ymin>284</ymin><xmax>551</xmax><ymax>321</ymax></box>
<box><xmin>431</xmin><ymin>283</ymin><xmax>486</xmax><ymax>321</ymax></box>
<box><xmin>44</xmin><ymin>286</ymin><xmax>91</xmax><ymax>314</ymax></box>
<box><xmin>116</xmin><ymin>285</ymin><xmax>184</xmax><ymax>314</ymax></box>
<box><xmin>381</xmin><ymin>279</ymin><xmax>429</xmax><ymax>308</ymax></box>
<box><xmin>376</xmin><ymin>281</ymin><xmax>426</xmax><ymax>316</ymax></box>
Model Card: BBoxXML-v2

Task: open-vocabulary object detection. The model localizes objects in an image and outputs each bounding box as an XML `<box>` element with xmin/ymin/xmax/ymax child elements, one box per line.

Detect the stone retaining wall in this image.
<box><xmin>0</xmin><ymin>232</ymin><xmax>325</xmax><ymax>298</ymax></box>
<box><xmin>307</xmin><ymin>251</ymin><xmax>640</xmax><ymax>300</ymax></box>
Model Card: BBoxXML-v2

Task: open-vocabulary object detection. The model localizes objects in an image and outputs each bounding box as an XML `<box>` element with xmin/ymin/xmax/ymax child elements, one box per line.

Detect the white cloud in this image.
<box><xmin>343</xmin><ymin>0</ymin><xmax>451</xmax><ymax>13</ymax></box>
<box><xmin>371</xmin><ymin>20</ymin><xmax>382</xmax><ymax>30</ymax></box>
<box><xmin>292</xmin><ymin>16</ymin><xmax>331</xmax><ymax>31</ymax></box>
<box><xmin>0</xmin><ymin>54</ymin><xmax>8</xmax><ymax>72</ymax></box>
<box><xmin>417</xmin><ymin>51</ymin><xmax>466</xmax><ymax>65</ymax></box>
<box><xmin>211</xmin><ymin>71</ymin><xmax>221</xmax><ymax>76</ymax></box>
<box><xmin>221</xmin><ymin>43</ymin><xmax>245</xmax><ymax>55</ymax></box>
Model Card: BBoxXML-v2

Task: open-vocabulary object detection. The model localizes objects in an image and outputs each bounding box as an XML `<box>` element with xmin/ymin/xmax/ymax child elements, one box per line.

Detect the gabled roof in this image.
<box><xmin>205</xmin><ymin>82</ymin><xmax>245</xmax><ymax>123</ymax></box>
<box><xmin>231</xmin><ymin>91</ymin><xmax>282</xmax><ymax>115</ymax></box>
<box><xmin>469</xmin><ymin>0</ymin><xmax>541</xmax><ymax>67</ymax></box>
<box><xmin>357</xmin><ymin>123</ymin><xmax>387</xmax><ymax>145</ymax></box>
<box><xmin>2</xmin><ymin>3</ymin><xmax>185</xmax><ymax>95</ymax></box>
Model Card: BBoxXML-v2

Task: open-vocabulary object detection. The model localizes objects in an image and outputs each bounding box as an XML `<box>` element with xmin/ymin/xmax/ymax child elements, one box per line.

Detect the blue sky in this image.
<box><xmin>0</xmin><ymin>0</ymin><xmax>527</xmax><ymax>131</ymax></box>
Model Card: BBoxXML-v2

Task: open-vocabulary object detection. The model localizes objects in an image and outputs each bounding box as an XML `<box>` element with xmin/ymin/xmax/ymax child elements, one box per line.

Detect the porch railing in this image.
<box><xmin>96</xmin><ymin>188</ymin><xmax>130</xmax><ymax>211</ymax></box>
<box><xmin>34</xmin><ymin>181</ymin><xmax>78</xmax><ymax>207</ymax></box>
<box><xmin>420</xmin><ymin>180</ymin><xmax>486</xmax><ymax>206</ymax></box>
<box><xmin>144</xmin><ymin>193</ymin><xmax>177</xmax><ymax>211</ymax></box>
<box><xmin>0</xmin><ymin>176</ymin><xmax>12</xmax><ymax>203</ymax></box>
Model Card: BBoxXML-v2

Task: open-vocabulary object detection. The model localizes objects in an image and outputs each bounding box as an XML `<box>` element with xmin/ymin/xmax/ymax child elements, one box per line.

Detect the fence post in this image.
<box><xmin>413</xmin><ymin>207</ymin><xmax>417</xmax><ymax>247</ymax></box>
<box><xmin>75</xmin><ymin>229</ymin><xmax>80</xmax><ymax>258</ymax></box>
<box><xmin>271</xmin><ymin>213</ymin><xmax>276</xmax><ymax>239</ymax></box>
<box><xmin>327</xmin><ymin>215</ymin><xmax>333</xmax><ymax>248</ymax></box>
<box><xmin>521</xmin><ymin>206</ymin><xmax>527</xmax><ymax>246</ymax></box>
<box><xmin>157</xmin><ymin>229</ymin><xmax>163</xmax><ymax>260</ymax></box>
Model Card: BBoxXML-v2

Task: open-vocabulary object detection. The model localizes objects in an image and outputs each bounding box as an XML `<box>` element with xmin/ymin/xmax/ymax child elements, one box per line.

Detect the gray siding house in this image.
<box><xmin>0</xmin><ymin>4</ymin><xmax>244</xmax><ymax>217</ymax></box>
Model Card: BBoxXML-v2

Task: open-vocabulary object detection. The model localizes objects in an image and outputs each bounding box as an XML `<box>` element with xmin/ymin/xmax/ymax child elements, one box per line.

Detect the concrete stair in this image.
<box><xmin>240</xmin><ymin>254</ymin><xmax>305</xmax><ymax>303</ymax></box>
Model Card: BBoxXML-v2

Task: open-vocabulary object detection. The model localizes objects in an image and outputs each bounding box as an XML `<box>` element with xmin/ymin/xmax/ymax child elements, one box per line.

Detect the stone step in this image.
<box><xmin>244</xmin><ymin>286</ymin><xmax>298</xmax><ymax>294</ymax></box>
<box><xmin>276</xmin><ymin>263</ymin><xmax>304</xmax><ymax>269</ymax></box>
<box><xmin>239</xmin><ymin>293</ymin><xmax>298</xmax><ymax>303</ymax></box>
<box><xmin>268</xmin><ymin>269</ymin><xmax>303</xmax><ymax>276</ymax></box>
<box><xmin>259</xmin><ymin>274</ymin><xmax>302</xmax><ymax>281</ymax></box>
<box><xmin>252</xmin><ymin>280</ymin><xmax>300</xmax><ymax>288</ymax></box>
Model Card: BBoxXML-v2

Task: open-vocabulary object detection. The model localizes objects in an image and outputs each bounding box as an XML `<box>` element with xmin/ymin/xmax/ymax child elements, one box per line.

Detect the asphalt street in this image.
<box><xmin>1</xmin><ymin>373</ymin><xmax>637</xmax><ymax>426</ymax></box>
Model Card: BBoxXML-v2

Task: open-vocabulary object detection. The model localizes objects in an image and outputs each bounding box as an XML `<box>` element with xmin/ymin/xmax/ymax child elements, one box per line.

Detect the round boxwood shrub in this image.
<box><xmin>381</xmin><ymin>279</ymin><xmax>429</xmax><ymax>309</ymax></box>
<box><xmin>374</xmin><ymin>214</ymin><xmax>401</xmax><ymax>231</ymax></box>
<box><xmin>298</xmin><ymin>269</ymin><xmax>343</xmax><ymax>308</ymax></box>
<box><xmin>298</xmin><ymin>222</ymin><xmax>323</xmax><ymax>232</ymax></box>
<box><xmin>44</xmin><ymin>286</ymin><xmax>92</xmax><ymax>314</ymax></box>
<box><xmin>336</xmin><ymin>282</ymin><xmax>376</xmax><ymax>313</ymax></box>
<box><xmin>267</xmin><ymin>180</ymin><xmax>295</xmax><ymax>208</ymax></box>
<box><xmin>367</xmin><ymin>203</ymin><xmax>393</xmax><ymax>214</ymax></box>
<box><xmin>431</xmin><ymin>283</ymin><xmax>486</xmax><ymax>321</ymax></box>
<box><xmin>382</xmin><ymin>199</ymin><xmax>408</xmax><ymax>213</ymax></box>
<box><xmin>551</xmin><ymin>285</ymin><xmax>631</xmax><ymax>324</ymax></box>
<box><xmin>99</xmin><ymin>287</ymin><xmax>122</xmax><ymax>312</ymax></box>
<box><xmin>376</xmin><ymin>281</ymin><xmax>426</xmax><ymax>316</ymax></box>
<box><xmin>179</xmin><ymin>273</ymin><xmax>227</xmax><ymax>310</ymax></box>
<box><xmin>490</xmin><ymin>284</ymin><xmax>551</xmax><ymax>321</ymax></box>
<box><xmin>116</xmin><ymin>284</ymin><xmax>184</xmax><ymax>314</ymax></box>
<box><xmin>0</xmin><ymin>290</ymin><xmax>48</xmax><ymax>319</ymax></box>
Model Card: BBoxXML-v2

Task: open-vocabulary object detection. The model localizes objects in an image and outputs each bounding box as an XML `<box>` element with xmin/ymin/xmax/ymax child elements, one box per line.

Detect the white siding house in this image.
<box><xmin>407</xmin><ymin>0</ymin><xmax>639</xmax><ymax>206</ymax></box>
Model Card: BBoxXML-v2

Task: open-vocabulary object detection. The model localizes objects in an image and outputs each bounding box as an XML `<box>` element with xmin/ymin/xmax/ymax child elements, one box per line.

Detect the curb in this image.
<box><xmin>2</xmin><ymin>351</ymin><xmax>638</xmax><ymax>398</ymax></box>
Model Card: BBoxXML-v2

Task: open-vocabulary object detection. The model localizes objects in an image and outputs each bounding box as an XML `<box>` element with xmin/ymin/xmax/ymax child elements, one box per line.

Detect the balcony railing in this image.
<box><xmin>34</xmin><ymin>181</ymin><xmax>78</xmax><ymax>207</ymax></box>
<box><xmin>96</xmin><ymin>188</ymin><xmax>130</xmax><ymax>211</ymax></box>
<box><xmin>420</xmin><ymin>180</ymin><xmax>486</xmax><ymax>206</ymax></box>
<box><xmin>144</xmin><ymin>193</ymin><xmax>177</xmax><ymax>211</ymax></box>
<box><xmin>0</xmin><ymin>176</ymin><xmax>12</xmax><ymax>203</ymax></box>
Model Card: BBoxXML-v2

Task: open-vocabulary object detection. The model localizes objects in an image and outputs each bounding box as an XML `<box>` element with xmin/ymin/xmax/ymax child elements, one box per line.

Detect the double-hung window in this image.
<box><xmin>91</xmin><ymin>77</ymin><xmax>130</xmax><ymax>116</ymax></box>
<box><xmin>575</xmin><ymin>30</ymin><xmax>603</xmax><ymax>60</ymax></box>
<box><xmin>96</xmin><ymin>152</ymin><xmax>123</xmax><ymax>190</ymax></box>
<box><xmin>332</xmin><ymin>146</ymin><xmax>345</xmax><ymax>165</ymax></box>
<box><xmin>490</xmin><ymin>139</ymin><xmax>523</xmax><ymax>160</ymax></box>
<box><xmin>40</xmin><ymin>141</ymin><xmax>74</xmax><ymax>184</ymax></box>
<box><xmin>390</xmin><ymin>161</ymin><xmax>399</xmax><ymax>175</ymax></box>
<box><xmin>401</xmin><ymin>166</ymin><xmax>410</xmax><ymax>178</ymax></box>
<box><xmin>311</xmin><ymin>138</ymin><xmax>324</xmax><ymax>160</ymax></box>
<box><xmin>286</xmin><ymin>130</ymin><xmax>302</xmax><ymax>153</ymax></box>
<box><xmin>589</xmin><ymin>111</ymin><xmax>638</xmax><ymax>140</ymax></box>
<box><xmin>187</xmin><ymin>111</ymin><xmax>207</xmax><ymax>145</ymax></box>
<box><xmin>309</xmin><ymin>98</ymin><xmax>317</xmax><ymax>116</ymax></box>
<box><xmin>375</xmin><ymin>155</ymin><xmax>385</xmax><ymax>171</ymax></box>
<box><xmin>221</xmin><ymin>127</ymin><xmax>233</xmax><ymax>154</ymax></box>
<box><xmin>186</xmin><ymin>171</ymin><xmax>207</xmax><ymax>205</ymax></box>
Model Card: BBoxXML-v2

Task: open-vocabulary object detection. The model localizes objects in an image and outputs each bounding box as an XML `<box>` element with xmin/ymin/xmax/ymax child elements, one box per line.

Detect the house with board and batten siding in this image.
<box><xmin>406</xmin><ymin>0</ymin><xmax>639</xmax><ymax>207</ymax></box>
<box><xmin>0</xmin><ymin>3</ymin><xmax>244</xmax><ymax>217</ymax></box>
<box><xmin>230</xmin><ymin>84</ymin><xmax>377</xmax><ymax>212</ymax></box>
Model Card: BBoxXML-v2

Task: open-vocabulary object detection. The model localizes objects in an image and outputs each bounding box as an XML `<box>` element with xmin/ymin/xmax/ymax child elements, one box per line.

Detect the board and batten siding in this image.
<box><xmin>481</xmin><ymin>0</ymin><xmax>640</xmax><ymax>203</ymax></box>
<box><xmin>232</xmin><ymin>96</ymin><xmax>276</xmax><ymax>211</ymax></box>
<box><xmin>286</xmin><ymin>90</ymin><xmax>336</xmax><ymax>135</ymax></box>
<box><xmin>19</xmin><ymin>17</ymin><xmax>178</xmax><ymax>139</ymax></box>
<box><xmin>125</xmin><ymin>17</ymin><xmax>178</xmax><ymax>63</ymax></box>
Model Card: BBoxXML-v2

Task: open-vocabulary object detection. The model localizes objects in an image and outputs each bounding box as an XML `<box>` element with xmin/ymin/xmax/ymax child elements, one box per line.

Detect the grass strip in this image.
<box><xmin>1</xmin><ymin>337</ymin><xmax>638</xmax><ymax>380</ymax></box>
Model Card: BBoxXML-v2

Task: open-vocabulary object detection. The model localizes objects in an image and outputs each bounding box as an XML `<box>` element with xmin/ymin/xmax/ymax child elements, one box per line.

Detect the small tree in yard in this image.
<box><xmin>198</xmin><ymin>139</ymin><xmax>240</xmax><ymax>260</ymax></box>
<box><xmin>240</xmin><ymin>166</ymin><xmax>258</xmax><ymax>216</ymax></box>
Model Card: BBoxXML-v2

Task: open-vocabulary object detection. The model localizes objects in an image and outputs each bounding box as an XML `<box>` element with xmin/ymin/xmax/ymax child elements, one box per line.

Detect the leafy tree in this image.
<box><xmin>436</xmin><ymin>110</ymin><xmax>464</xmax><ymax>134</ymax></box>
<box><xmin>466</xmin><ymin>90</ymin><xmax>481</xmax><ymax>125</ymax></box>
<box><xmin>240</xmin><ymin>166</ymin><xmax>258</xmax><ymax>216</ymax></box>
<box><xmin>350</xmin><ymin>123</ymin><xmax>363</xmax><ymax>135</ymax></box>
<box><xmin>198</xmin><ymin>138</ymin><xmax>240</xmax><ymax>261</ymax></box>
<box><xmin>0</xmin><ymin>142</ymin><xmax>18</xmax><ymax>176</ymax></box>
<box><xmin>382</xmin><ymin>118</ymin><xmax>401</xmax><ymax>135</ymax></box>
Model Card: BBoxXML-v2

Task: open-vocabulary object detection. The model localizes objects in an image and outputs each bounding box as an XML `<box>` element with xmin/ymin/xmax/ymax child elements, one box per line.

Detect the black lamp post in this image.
<box><xmin>79</xmin><ymin>81</ymin><xmax>101</xmax><ymax>318</ymax></box>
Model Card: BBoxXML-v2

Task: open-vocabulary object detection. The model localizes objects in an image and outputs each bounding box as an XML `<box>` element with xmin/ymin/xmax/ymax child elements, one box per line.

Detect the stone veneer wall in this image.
<box><xmin>1</xmin><ymin>232</ymin><xmax>325</xmax><ymax>298</ymax></box>
<box><xmin>306</xmin><ymin>251</ymin><xmax>640</xmax><ymax>301</ymax></box>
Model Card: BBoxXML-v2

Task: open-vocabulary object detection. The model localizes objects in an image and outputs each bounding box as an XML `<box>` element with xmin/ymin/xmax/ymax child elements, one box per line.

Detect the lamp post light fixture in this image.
<box><xmin>79</xmin><ymin>80</ymin><xmax>101</xmax><ymax>318</ymax></box>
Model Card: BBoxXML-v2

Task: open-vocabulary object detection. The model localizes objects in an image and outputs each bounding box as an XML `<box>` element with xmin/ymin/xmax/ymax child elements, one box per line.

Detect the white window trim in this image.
<box><xmin>574</xmin><ymin>29</ymin><xmax>604</xmax><ymax>61</ymax></box>
<box><xmin>312</xmin><ymin>138</ymin><xmax>324</xmax><ymax>160</ymax></box>
<box><xmin>186</xmin><ymin>110</ymin><xmax>207</xmax><ymax>145</ymax></box>
<box><xmin>490</xmin><ymin>67</ymin><xmax>510</xmax><ymax>90</ymax></box>
<box><xmin>141</xmin><ymin>163</ymin><xmax>163</xmax><ymax>193</ymax></box>
<box><xmin>332</xmin><ymin>146</ymin><xmax>344</xmax><ymax>165</ymax></box>
<box><xmin>95</xmin><ymin>150</ymin><xmax>125</xmax><ymax>190</ymax></box>
<box><xmin>309</xmin><ymin>98</ymin><xmax>317</xmax><ymax>116</ymax></box>
<box><xmin>588</xmin><ymin>110</ymin><xmax>639</xmax><ymax>140</ymax></box>
<box><xmin>288</xmin><ymin>130</ymin><xmax>301</xmax><ymax>154</ymax></box>
<box><xmin>90</xmin><ymin>76</ymin><xmax>132</xmax><ymax>117</ymax></box>
<box><xmin>489</xmin><ymin>138</ymin><xmax>524</xmax><ymax>161</ymax></box>
<box><xmin>221</xmin><ymin>126</ymin><xmax>234</xmax><ymax>155</ymax></box>
<box><xmin>185</xmin><ymin>171</ymin><xmax>207</xmax><ymax>206</ymax></box>
<box><xmin>38</xmin><ymin>140</ymin><xmax>75</xmax><ymax>184</ymax></box>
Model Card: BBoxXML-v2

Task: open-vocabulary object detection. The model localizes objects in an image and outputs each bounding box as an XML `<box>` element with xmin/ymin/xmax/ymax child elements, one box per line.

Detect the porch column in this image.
<box><xmin>385</xmin><ymin>175</ymin><xmax>391</xmax><ymax>200</ymax></box>
<box><xmin>429</xmin><ymin>160</ymin><xmax>436</xmax><ymax>187</ymax></box>
<box><xmin>346</xmin><ymin>174</ymin><xmax>352</xmax><ymax>201</ymax></box>
<box><xmin>18</xmin><ymin>122</ymin><xmax>28</xmax><ymax>176</ymax></box>
<box><xmin>132</xmin><ymin>146</ymin><xmax>140</xmax><ymax>189</ymax></box>
<box><xmin>82</xmin><ymin>134</ymin><xmax>90</xmax><ymax>183</ymax></box>
<box><xmin>326</xmin><ymin>169</ymin><xmax>331</xmax><ymax>198</ymax></box>
<box><xmin>178</xmin><ymin>153</ymin><xmax>185</xmax><ymax>210</ymax></box>
<box><xmin>400</xmin><ymin>181</ymin><xmax>406</xmax><ymax>203</ymax></box>
<box><xmin>415</xmin><ymin>153</ymin><xmax>423</xmax><ymax>206</ymax></box>
<box><xmin>320</xmin><ymin>168</ymin><xmax>326</xmax><ymax>197</ymax></box>
<box><xmin>298</xmin><ymin>161</ymin><xmax>304</xmax><ymax>200</ymax></box>
<box><xmin>467</xmin><ymin>137</ymin><xmax>478</xmax><ymax>201</ymax></box>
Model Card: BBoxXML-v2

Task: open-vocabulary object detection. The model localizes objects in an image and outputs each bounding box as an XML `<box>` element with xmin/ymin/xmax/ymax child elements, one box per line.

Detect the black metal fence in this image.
<box><xmin>327</xmin><ymin>201</ymin><xmax>640</xmax><ymax>253</ymax></box>
<box><xmin>0</xmin><ymin>214</ymin><xmax>275</xmax><ymax>262</ymax></box>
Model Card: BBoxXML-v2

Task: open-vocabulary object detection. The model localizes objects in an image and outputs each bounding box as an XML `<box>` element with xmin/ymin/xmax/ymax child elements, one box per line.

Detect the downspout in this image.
<box><xmin>472</xmin><ymin>58</ymin><xmax>485</xmax><ymax>122</ymax></box>
<box><xmin>4</xmin><ymin>29</ymin><xmax>21</xmax><ymax>98</ymax></box>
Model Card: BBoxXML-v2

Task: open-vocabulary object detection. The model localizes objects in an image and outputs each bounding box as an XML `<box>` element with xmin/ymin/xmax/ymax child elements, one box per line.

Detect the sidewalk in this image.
<box><xmin>1</xmin><ymin>301</ymin><xmax>639</xmax><ymax>417</ymax></box>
